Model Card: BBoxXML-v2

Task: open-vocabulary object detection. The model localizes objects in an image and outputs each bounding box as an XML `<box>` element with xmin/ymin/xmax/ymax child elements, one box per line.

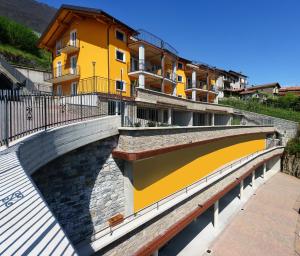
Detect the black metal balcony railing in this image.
<box><xmin>128</xmin><ymin>60</ymin><xmax>162</xmax><ymax>76</ymax></box>
<box><xmin>44</xmin><ymin>65</ymin><xmax>80</xmax><ymax>82</ymax></box>
<box><xmin>134</xmin><ymin>29</ymin><xmax>178</xmax><ymax>56</ymax></box>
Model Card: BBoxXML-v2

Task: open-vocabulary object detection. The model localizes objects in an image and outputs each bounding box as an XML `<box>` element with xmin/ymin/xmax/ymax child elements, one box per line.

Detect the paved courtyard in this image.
<box><xmin>208</xmin><ymin>172</ymin><xmax>300</xmax><ymax>256</ymax></box>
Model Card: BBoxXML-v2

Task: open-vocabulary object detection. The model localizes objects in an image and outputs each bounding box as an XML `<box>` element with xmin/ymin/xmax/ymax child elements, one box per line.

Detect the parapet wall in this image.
<box><xmin>116</xmin><ymin>125</ymin><xmax>276</xmax><ymax>153</ymax></box>
<box><xmin>235</xmin><ymin>109</ymin><xmax>299</xmax><ymax>145</ymax></box>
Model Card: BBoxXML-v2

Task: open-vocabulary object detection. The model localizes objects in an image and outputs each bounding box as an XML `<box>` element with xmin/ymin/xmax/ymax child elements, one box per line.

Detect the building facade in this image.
<box><xmin>38</xmin><ymin>5</ymin><xmax>245</xmax><ymax>105</ymax></box>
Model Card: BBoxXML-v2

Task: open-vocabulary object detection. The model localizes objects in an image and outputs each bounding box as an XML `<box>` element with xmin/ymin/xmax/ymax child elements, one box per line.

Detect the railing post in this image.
<box><xmin>80</xmin><ymin>93</ymin><xmax>83</xmax><ymax>120</ymax></box>
<box><xmin>44</xmin><ymin>95</ymin><xmax>47</xmax><ymax>130</ymax></box>
<box><xmin>4</xmin><ymin>96</ymin><xmax>9</xmax><ymax>147</ymax></box>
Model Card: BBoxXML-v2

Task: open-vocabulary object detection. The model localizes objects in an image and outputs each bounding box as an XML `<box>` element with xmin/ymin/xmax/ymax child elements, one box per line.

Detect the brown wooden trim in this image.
<box><xmin>112</xmin><ymin>131</ymin><xmax>273</xmax><ymax>161</ymax></box>
<box><xmin>133</xmin><ymin>153</ymin><xmax>282</xmax><ymax>256</ymax></box>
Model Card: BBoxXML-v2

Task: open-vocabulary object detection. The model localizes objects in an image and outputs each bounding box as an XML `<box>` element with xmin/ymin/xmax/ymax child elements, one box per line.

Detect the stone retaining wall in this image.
<box><xmin>235</xmin><ymin>109</ymin><xmax>299</xmax><ymax>145</ymax></box>
<box><xmin>97</xmin><ymin>148</ymin><xmax>283</xmax><ymax>256</ymax></box>
<box><xmin>117</xmin><ymin>126</ymin><xmax>276</xmax><ymax>152</ymax></box>
<box><xmin>32</xmin><ymin>136</ymin><xmax>125</xmax><ymax>245</ymax></box>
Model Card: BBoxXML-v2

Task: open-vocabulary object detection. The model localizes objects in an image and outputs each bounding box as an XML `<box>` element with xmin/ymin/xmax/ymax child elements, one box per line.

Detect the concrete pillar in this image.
<box><xmin>188</xmin><ymin>112</ymin><xmax>193</xmax><ymax>126</ymax></box>
<box><xmin>124</xmin><ymin>162</ymin><xmax>134</xmax><ymax>216</ymax></box>
<box><xmin>115</xmin><ymin>101</ymin><xmax>119</xmax><ymax>116</ymax></box>
<box><xmin>205</xmin><ymin>113</ymin><xmax>210</xmax><ymax>126</ymax></box>
<box><xmin>206</xmin><ymin>73</ymin><xmax>210</xmax><ymax>102</ymax></box>
<box><xmin>227</xmin><ymin>115</ymin><xmax>233</xmax><ymax>126</ymax></box>
<box><xmin>161</xmin><ymin>54</ymin><xmax>166</xmax><ymax>93</ymax></box>
<box><xmin>240</xmin><ymin>180</ymin><xmax>244</xmax><ymax>200</ymax></box>
<box><xmin>211</xmin><ymin>113</ymin><xmax>215</xmax><ymax>126</ymax></box>
<box><xmin>168</xmin><ymin>108</ymin><xmax>172</xmax><ymax>125</ymax></box>
<box><xmin>214</xmin><ymin>200</ymin><xmax>219</xmax><ymax>228</ymax></box>
<box><xmin>263</xmin><ymin>162</ymin><xmax>267</xmax><ymax>180</ymax></box>
<box><xmin>252</xmin><ymin>171</ymin><xmax>255</xmax><ymax>188</ymax></box>
<box><xmin>152</xmin><ymin>250</ymin><xmax>159</xmax><ymax>256</ymax></box>
<box><xmin>138</xmin><ymin>44</ymin><xmax>145</xmax><ymax>88</ymax></box>
<box><xmin>192</xmin><ymin>70</ymin><xmax>196</xmax><ymax>101</ymax></box>
<box><xmin>158</xmin><ymin>109</ymin><xmax>164</xmax><ymax>123</ymax></box>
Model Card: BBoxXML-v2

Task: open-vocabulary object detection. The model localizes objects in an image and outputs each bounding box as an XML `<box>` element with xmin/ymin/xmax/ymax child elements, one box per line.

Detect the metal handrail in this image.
<box><xmin>134</xmin><ymin>29</ymin><xmax>179</xmax><ymax>56</ymax></box>
<box><xmin>44</xmin><ymin>65</ymin><xmax>80</xmax><ymax>81</ymax></box>
<box><xmin>90</xmin><ymin>145</ymin><xmax>282</xmax><ymax>242</ymax></box>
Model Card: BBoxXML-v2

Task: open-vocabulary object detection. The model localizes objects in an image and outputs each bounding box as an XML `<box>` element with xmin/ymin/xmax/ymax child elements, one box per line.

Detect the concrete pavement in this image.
<box><xmin>208</xmin><ymin>172</ymin><xmax>300</xmax><ymax>256</ymax></box>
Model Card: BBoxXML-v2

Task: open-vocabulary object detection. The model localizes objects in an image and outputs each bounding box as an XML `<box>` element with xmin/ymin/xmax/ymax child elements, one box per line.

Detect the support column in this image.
<box><xmin>205</xmin><ymin>113</ymin><xmax>210</xmax><ymax>126</ymax></box>
<box><xmin>263</xmin><ymin>162</ymin><xmax>267</xmax><ymax>180</ymax></box>
<box><xmin>158</xmin><ymin>109</ymin><xmax>164</xmax><ymax>123</ymax></box>
<box><xmin>240</xmin><ymin>179</ymin><xmax>244</xmax><ymax>200</ymax></box>
<box><xmin>123</xmin><ymin>102</ymin><xmax>129</xmax><ymax>125</ymax></box>
<box><xmin>152</xmin><ymin>250</ymin><xmax>159</xmax><ymax>256</ymax></box>
<box><xmin>168</xmin><ymin>108</ymin><xmax>172</xmax><ymax>125</ymax></box>
<box><xmin>188</xmin><ymin>112</ymin><xmax>193</xmax><ymax>126</ymax></box>
<box><xmin>252</xmin><ymin>171</ymin><xmax>255</xmax><ymax>188</ymax></box>
<box><xmin>161</xmin><ymin>54</ymin><xmax>166</xmax><ymax>93</ymax></box>
<box><xmin>172</xmin><ymin>61</ymin><xmax>177</xmax><ymax>96</ymax></box>
<box><xmin>206</xmin><ymin>73</ymin><xmax>210</xmax><ymax>102</ymax></box>
<box><xmin>115</xmin><ymin>101</ymin><xmax>119</xmax><ymax>116</ymax></box>
<box><xmin>192</xmin><ymin>70</ymin><xmax>196</xmax><ymax>101</ymax></box>
<box><xmin>138</xmin><ymin>44</ymin><xmax>145</xmax><ymax>88</ymax></box>
<box><xmin>124</xmin><ymin>162</ymin><xmax>134</xmax><ymax>216</ymax></box>
<box><xmin>211</xmin><ymin>113</ymin><xmax>215</xmax><ymax>126</ymax></box>
<box><xmin>214</xmin><ymin>200</ymin><xmax>219</xmax><ymax>228</ymax></box>
<box><xmin>227</xmin><ymin>115</ymin><xmax>233</xmax><ymax>126</ymax></box>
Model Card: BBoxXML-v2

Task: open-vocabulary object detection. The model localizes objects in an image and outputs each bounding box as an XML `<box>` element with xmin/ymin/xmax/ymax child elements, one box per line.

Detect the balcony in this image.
<box><xmin>128</xmin><ymin>60</ymin><xmax>163</xmax><ymax>80</ymax></box>
<box><xmin>58</xmin><ymin>36</ymin><xmax>80</xmax><ymax>54</ymax></box>
<box><xmin>164</xmin><ymin>66</ymin><xmax>177</xmax><ymax>85</ymax></box>
<box><xmin>44</xmin><ymin>65</ymin><xmax>80</xmax><ymax>83</ymax></box>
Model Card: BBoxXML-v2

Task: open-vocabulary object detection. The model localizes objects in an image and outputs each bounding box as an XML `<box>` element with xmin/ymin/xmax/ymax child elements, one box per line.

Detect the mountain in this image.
<box><xmin>0</xmin><ymin>0</ymin><xmax>56</xmax><ymax>34</ymax></box>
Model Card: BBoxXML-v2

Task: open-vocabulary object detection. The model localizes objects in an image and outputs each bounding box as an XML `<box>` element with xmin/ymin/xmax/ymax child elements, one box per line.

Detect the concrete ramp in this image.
<box><xmin>0</xmin><ymin>151</ymin><xmax>76</xmax><ymax>256</ymax></box>
<box><xmin>0</xmin><ymin>116</ymin><xmax>121</xmax><ymax>256</ymax></box>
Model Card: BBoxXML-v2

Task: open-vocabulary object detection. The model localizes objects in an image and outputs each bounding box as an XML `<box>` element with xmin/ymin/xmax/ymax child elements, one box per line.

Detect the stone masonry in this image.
<box><xmin>117</xmin><ymin>126</ymin><xmax>275</xmax><ymax>152</ymax></box>
<box><xmin>32</xmin><ymin>136</ymin><xmax>125</xmax><ymax>245</ymax></box>
<box><xmin>236</xmin><ymin>109</ymin><xmax>299</xmax><ymax>145</ymax></box>
<box><xmin>96</xmin><ymin>148</ymin><xmax>283</xmax><ymax>256</ymax></box>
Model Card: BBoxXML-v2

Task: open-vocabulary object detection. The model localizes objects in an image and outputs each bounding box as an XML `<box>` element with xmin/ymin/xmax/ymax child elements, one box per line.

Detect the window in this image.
<box><xmin>116</xmin><ymin>49</ymin><xmax>125</xmax><ymax>62</ymax></box>
<box><xmin>56</xmin><ymin>61</ymin><xmax>62</xmax><ymax>77</ymax></box>
<box><xmin>70</xmin><ymin>56</ymin><xmax>77</xmax><ymax>74</ymax></box>
<box><xmin>116</xmin><ymin>30</ymin><xmax>125</xmax><ymax>42</ymax></box>
<box><xmin>57</xmin><ymin>85</ymin><xmax>62</xmax><ymax>96</ymax></box>
<box><xmin>177</xmin><ymin>75</ymin><xmax>183</xmax><ymax>83</ymax></box>
<box><xmin>70</xmin><ymin>30</ymin><xmax>77</xmax><ymax>47</ymax></box>
<box><xmin>177</xmin><ymin>62</ymin><xmax>183</xmax><ymax>70</ymax></box>
<box><xmin>56</xmin><ymin>40</ymin><xmax>62</xmax><ymax>55</ymax></box>
<box><xmin>116</xmin><ymin>80</ymin><xmax>125</xmax><ymax>91</ymax></box>
<box><xmin>71</xmin><ymin>82</ymin><xmax>77</xmax><ymax>95</ymax></box>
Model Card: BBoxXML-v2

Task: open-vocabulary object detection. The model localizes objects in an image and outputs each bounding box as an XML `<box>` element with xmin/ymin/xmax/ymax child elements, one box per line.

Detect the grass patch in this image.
<box><xmin>0</xmin><ymin>44</ymin><xmax>51</xmax><ymax>70</ymax></box>
<box><xmin>220</xmin><ymin>97</ymin><xmax>300</xmax><ymax>123</ymax></box>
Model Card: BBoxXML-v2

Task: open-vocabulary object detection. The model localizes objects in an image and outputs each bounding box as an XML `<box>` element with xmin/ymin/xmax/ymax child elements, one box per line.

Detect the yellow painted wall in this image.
<box><xmin>132</xmin><ymin>133</ymin><xmax>266</xmax><ymax>212</ymax></box>
<box><xmin>176</xmin><ymin>63</ymin><xmax>187</xmax><ymax>98</ymax></box>
<box><xmin>52</xmin><ymin>18</ymin><xmax>131</xmax><ymax>97</ymax></box>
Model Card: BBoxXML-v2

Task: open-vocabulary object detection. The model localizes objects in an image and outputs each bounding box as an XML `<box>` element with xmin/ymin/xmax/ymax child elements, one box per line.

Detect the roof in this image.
<box><xmin>38</xmin><ymin>4</ymin><xmax>137</xmax><ymax>48</ymax></box>
<box><xmin>279</xmin><ymin>86</ymin><xmax>300</xmax><ymax>92</ymax></box>
<box><xmin>248</xmin><ymin>83</ymin><xmax>281</xmax><ymax>90</ymax></box>
<box><xmin>240</xmin><ymin>90</ymin><xmax>256</xmax><ymax>95</ymax></box>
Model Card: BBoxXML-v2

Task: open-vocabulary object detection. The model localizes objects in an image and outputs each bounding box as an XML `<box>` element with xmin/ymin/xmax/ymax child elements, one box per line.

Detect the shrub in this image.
<box><xmin>0</xmin><ymin>16</ymin><xmax>40</xmax><ymax>56</ymax></box>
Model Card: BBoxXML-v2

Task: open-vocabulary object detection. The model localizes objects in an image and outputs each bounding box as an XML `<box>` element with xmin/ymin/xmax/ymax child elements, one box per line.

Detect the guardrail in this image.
<box><xmin>0</xmin><ymin>93</ymin><xmax>120</xmax><ymax>147</ymax></box>
<box><xmin>86</xmin><ymin>146</ymin><xmax>282</xmax><ymax>246</ymax></box>
<box><xmin>134</xmin><ymin>29</ymin><xmax>179</xmax><ymax>56</ymax></box>
<box><xmin>44</xmin><ymin>65</ymin><xmax>80</xmax><ymax>82</ymax></box>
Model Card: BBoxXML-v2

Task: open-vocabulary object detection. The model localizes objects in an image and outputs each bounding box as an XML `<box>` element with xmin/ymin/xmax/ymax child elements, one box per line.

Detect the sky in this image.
<box><xmin>39</xmin><ymin>0</ymin><xmax>300</xmax><ymax>86</ymax></box>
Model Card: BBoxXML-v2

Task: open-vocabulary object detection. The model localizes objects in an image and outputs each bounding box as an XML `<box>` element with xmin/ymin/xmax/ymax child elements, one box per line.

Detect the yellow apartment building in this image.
<box><xmin>38</xmin><ymin>5</ymin><xmax>136</xmax><ymax>98</ymax></box>
<box><xmin>38</xmin><ymin>5</ymin><xmax>221</xmax><ymax>104</ymax></box>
